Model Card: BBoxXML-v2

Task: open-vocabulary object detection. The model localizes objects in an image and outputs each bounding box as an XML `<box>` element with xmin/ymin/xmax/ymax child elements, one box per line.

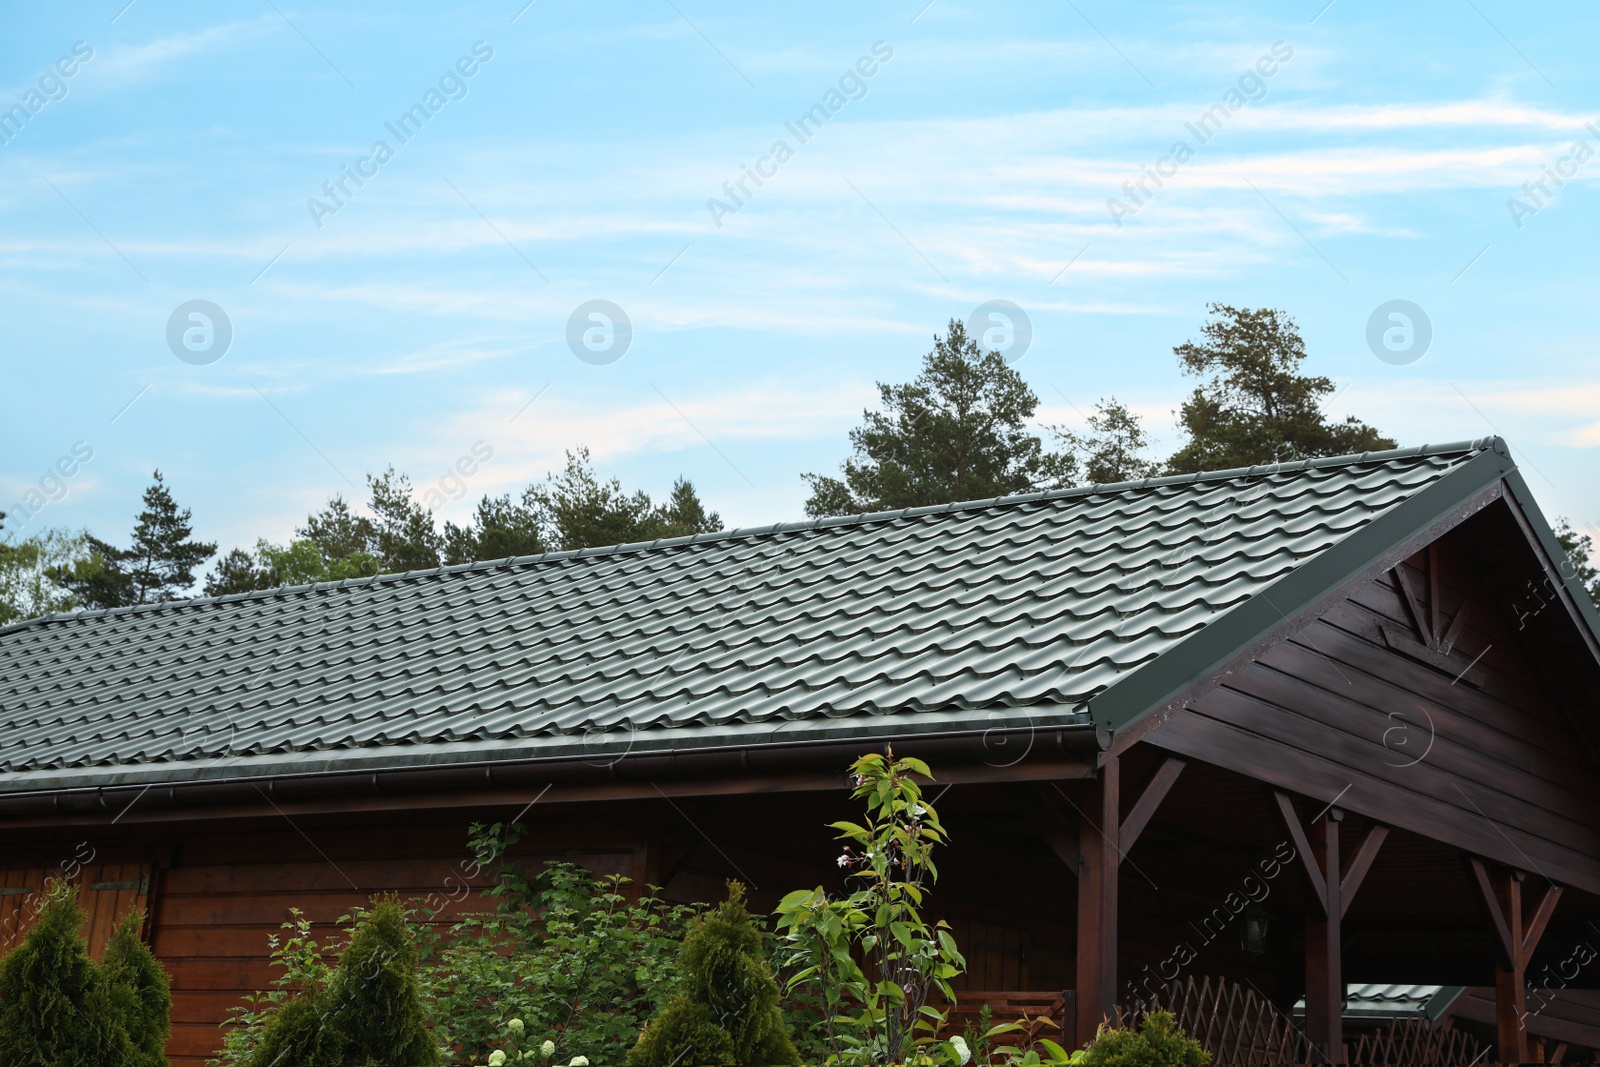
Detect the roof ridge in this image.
<box><xmin>0</xmin><ymin>436</ymin><xmax>1502</xmax><ymax>635</ymax></box>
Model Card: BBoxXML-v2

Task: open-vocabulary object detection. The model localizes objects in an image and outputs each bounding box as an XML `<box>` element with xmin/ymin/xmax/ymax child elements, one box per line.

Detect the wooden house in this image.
<box><xmin>1</xmin><ymin>437</ymin><xmax>1597</xmax><ymax>1064</ymax></box>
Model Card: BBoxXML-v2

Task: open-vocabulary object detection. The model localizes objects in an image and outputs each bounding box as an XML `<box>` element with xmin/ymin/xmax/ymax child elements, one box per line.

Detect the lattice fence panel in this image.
<box><xmin>1126</xmin><ymin>975</ymin><xmax>1306</xmax><ymax>1066</ymax></box>
<box><xmin>1349</xmin><ymin>1017</ymin><xmax>1488</xmax><ymax>1066</ymax></box>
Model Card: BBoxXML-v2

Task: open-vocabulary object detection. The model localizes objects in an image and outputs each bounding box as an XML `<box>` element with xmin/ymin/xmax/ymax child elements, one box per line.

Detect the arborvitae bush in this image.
<box><xmin>0</xmin><ymin>881</ymin><xmax>133</xmax><ymax>1067</ymax></box>
<box><xmin>319</xmin><ymin>896</ymin><xmax>439</xmax><ymax>1066</ymax></box>
<box><xmin>102</xmin><ymin>909</ymin><xmax>173</xmax><ymax>1067</ymax></box>
<box><xmin>247</xmin><ymin>994</ymin><xmax>340</xmax><ymax>1067</ymax></box>
<box><xmin>627</xmin><ymin>882</ymin><xmax>799</xmax><ymax>1067</ymax></box>
<box><xmin>245</xmin><ymin>896</ymin><xmax>439</xmax><ymax>1067</ymax></box>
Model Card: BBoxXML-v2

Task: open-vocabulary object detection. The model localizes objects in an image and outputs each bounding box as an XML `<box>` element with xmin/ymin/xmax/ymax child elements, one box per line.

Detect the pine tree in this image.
<box><xmin>442</xmin><ymin>493</ymin><xmax>545</xmax><ymax>565</ymax></box>
<box><xmin>1051</xmin><ymin>398</ymin><xmax>1160</xmax><ymax>485</ymax></box>
<box><xmin>206</xmin><ymin>547</ymin><xmax>268</xmax><ymax>596</ymax></box>
<box><xmin>1555</xmin><ymin>519</ymin><xmax>1600</xmax><ymax>610</ymax></box>
<box><xmin>102</xmin><ymin>910</ymin><xmax>172</xmax><ymax>1067</ymax></box>
<box><xmin>530</xmin><ymin>448</ymin><xmax>659</xmax><ymax>551</ymax></box>
<box><xmin>47</xmin><ymin>535</ymin><xmax>136</xmax><ymax>609</ymax></box>
<box><xmin>123</xmin><ymin>471</ymin><xmax>218</xmax><ymax>601</ymax></box>
<box><xmin>1165</xmin><ymin>305</ymin><xmax>1396</xmax><ymax>474</ymax></box>
<box><xmin>49</xmin><ymin>472</ymin><xmax>216</xmax><ymax>607</ymax></box>
<box><xmin>365</xmin><ymin>469</ymin><xmax>442</xmax><ymax>573</ymax></box>
<box><xmin>803</xmin><ymin>319</ymin><xmax>1072</xmax><ymax>517</ymax></box>
<box><xmin>298</xmin><ymin>495</ymin><xmax>379</xmax><ymax>572</ymax></box>
<box><xmin>651</xmin><ymin>478</ymin><xmax>722</xmax><ymax>539</ymax></box>
<box><xmin>628</xmin><ymin>882</ymin><xmax>800</xmax><ymax>1067</ymax></box>
<box><xmin>445</xmin><ymin>457</ymin><xmax>723</xmax><ymax>561</ymax></box>
<box><xmin>0</xmin><ymin>882</ymin><xmax>132</xmax><ymax>1067</ymax></box>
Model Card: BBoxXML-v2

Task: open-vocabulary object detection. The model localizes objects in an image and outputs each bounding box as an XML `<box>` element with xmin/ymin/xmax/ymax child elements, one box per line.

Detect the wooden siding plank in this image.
<box><xmin>1192</xmin><ymin>678</ymin><xmax>1600</xmax><ymax>865</ymax></box>
<box><xmin>1149</xmin><ymin>707</ymin><xmax>1600</xmax><ymax>893</ymax></box>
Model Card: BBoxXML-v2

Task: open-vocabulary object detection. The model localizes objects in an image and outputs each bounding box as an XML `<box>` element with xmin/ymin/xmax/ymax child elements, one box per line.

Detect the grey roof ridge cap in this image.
<box><xmin>1083</xmin><ymin>443</ymin><xmax>1515</xmax><ymax>735</ymax></box>
<box><xmin>845</xmin><ymin>436</ymin><xmax>1500</xmax><ymax>524</ymax></box>
<box><xmin>0</xmin><ymin>436</ymin><xmax>1501</xmax><ymax>636</ymax></box>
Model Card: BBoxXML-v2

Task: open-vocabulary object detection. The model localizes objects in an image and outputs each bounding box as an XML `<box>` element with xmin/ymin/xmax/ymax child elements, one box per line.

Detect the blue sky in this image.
<box><xmin>3</xmin><ymin>0</ymin><xmax>1597</xmax><ymax>563</ymax></box>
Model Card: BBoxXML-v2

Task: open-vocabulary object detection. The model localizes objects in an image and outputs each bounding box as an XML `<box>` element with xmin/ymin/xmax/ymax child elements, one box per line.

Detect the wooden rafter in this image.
<box><xmin>1340</xmin><ymin>824</ymin><xmax>1390</xmax><ymax>919</ymax></box>
<box><xmin>1118</xmin><ymin>756</ymin><xmax>1186</xmax><ymax>852</ymax></box>
<box><xmin>1270</xmin><ymin>789</ymin><xmax>1327</xmax><ymax>917</ymax></box>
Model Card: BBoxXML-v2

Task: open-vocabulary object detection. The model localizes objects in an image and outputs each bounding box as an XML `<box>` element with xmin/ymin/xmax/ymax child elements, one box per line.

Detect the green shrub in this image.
<box><xmin>0</xmin><ymin>880</ymin><xmax>134</xmax><ymax>1067</ymax></box>
<box><xmin>317</xmin><ymin>897</ymin><xmax>439</xmax><ymax>1066</ymax></box>
<box><xmin>213</xmin><ymin>908</ymin><xmax>336</xmax><ymax>1067</ymax></box>
<box><xmin>235</xmin><ymin>897</ymin><xmax>440</xmax><ymax>1067</ymax></box>
<box><xmin>627</xmin><ymin>882</ymin><xmax>799</xmax><ymax>1067</ymax></box>
<box><xmin>247</xmin><ymin>994</ymin><xmax>341</xmax><ymax>1067</ymax></box>
<box><xmin>425</xmin><ymin>829</ymin><xmax>697</xmax><ymax>1066</ymax></box>
<box><xmin>1077</xmin><ymin>1010</ymin><xmax>1209</xmax><ymax>1067</ymax></box>
<box><xmin>102</xmin><ymin>909</ymin><xmax>172</xmax><ymax>1067</ymax></box>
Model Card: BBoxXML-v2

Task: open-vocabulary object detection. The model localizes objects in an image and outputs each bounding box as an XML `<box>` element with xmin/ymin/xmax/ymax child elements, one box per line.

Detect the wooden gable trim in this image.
<box><xmin>1499</xmin><ymin>471</ymin><xmax>1600</xmax><ymax>669</ymax></box>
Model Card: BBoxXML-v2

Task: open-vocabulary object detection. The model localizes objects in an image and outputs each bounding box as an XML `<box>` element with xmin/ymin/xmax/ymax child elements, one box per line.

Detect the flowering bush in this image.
<box><xmin>477</xmin><ymin>1016</ymin><xmax>589</xmax><ymax>1066</ymax></box>
<box><xmin>423</xmin><ymin>823</ymin><xmax>698</xmax><ymax>1065</ymax></box>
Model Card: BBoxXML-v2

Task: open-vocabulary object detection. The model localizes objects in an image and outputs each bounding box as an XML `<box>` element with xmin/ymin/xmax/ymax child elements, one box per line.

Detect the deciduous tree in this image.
<box><xmin>0</xmin><ymin>530</ymin><xmax>87</xmax><ymax>624</ymax></box>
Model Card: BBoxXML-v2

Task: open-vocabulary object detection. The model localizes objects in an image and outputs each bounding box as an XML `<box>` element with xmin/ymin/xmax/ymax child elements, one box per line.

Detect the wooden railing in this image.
<box><xmin>938</xmin><ymin>990</ymin><xmax>1075</xmax><ymax>1056</ymax></box>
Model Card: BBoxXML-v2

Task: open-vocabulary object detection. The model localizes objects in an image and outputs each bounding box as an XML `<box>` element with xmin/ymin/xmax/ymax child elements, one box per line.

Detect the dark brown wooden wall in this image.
<box><xmin>1148</xmin><ymin>515</ymin><xmax>1600</xmax><ymax>895</ymax></box>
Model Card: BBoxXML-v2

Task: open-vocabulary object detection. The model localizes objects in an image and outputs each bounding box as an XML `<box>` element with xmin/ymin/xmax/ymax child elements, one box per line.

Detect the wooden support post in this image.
<box><xmin>1496</xmin><ymin>869</ymin><xmax>1526</xmax><ymax>1064</ymax></box>
<box><xmin>1019</xmin><ymin>755</ymin><xmax>1184</xmax><ymax>1050</ymax></box>
<box><xmin>1076</xmin><ymin>756</ymin><xmax>1119</xmax><ymax>1048</ymax></box>
<box><xmin>1466</xmin><ymin>856</ymin><xmax>1563</xmax><ymax>1065</ymax></box>
<box><xmin>1272</xmin><ymin>791</ymin><xmax>1389</xmax><ymax>1065</ymax></box>
<box><xmin>1304</xmin><ymin>808</ymin><xmax>1342</xmax><ymax>1062</ymax></box>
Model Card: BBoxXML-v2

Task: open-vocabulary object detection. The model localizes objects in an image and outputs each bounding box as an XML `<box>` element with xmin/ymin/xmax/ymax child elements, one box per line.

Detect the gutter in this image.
<box><xmin>0</xmin><ymin>722</ymin><xmax>1101</xmax><ymax>825</ymax></box>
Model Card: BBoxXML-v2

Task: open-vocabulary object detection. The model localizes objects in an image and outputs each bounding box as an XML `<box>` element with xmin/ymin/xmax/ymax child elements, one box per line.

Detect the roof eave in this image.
<box><xmin>0</xmin><ymin>712</ymin><xmax>1102</xmax><ymax>818</ymax></box>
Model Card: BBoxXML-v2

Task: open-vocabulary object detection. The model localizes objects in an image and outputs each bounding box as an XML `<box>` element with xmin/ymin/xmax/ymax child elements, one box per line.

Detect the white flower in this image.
<box><xmin>836</xmin><ymin>853</ymin><xmax>852</xmax><ymax>867</ymax></box>
<box><xmin>488</xmin><ymin>1052</ymin><xmax>507</xmax><ymax>1067</ymax></box>
<box><xmin>569</xmin><ymin>1058</ymin><xmax>590</xmax><ymax>1067</ymax></box>
<box><xmin>508</xmin><ymin>1018</ymin><xmax>525</xmax><ymax>1034</ymax></box>
<box><xmin>541</xmin><ymin>1040</ymin><xmax>556</xmax><ymax>1057</ymax></box>
<box><xmin>949</xmin><ymin>1035</ymin><xmax>972</xmax><ymax>1065</ymax></box>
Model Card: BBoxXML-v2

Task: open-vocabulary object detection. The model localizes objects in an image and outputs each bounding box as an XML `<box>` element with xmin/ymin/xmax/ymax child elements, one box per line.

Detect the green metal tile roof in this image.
<box><xmin>0</xmin><ymin>438</ymin><xmax>1528</xmax><ymax>796</ymax></box>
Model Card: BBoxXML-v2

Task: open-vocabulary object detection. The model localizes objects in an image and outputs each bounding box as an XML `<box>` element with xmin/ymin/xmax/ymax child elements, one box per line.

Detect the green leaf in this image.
<box><xmin>1038</xmin><ymin>1037</ymin><xmax>1069</xmax><ymax>1059</ymax></box>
